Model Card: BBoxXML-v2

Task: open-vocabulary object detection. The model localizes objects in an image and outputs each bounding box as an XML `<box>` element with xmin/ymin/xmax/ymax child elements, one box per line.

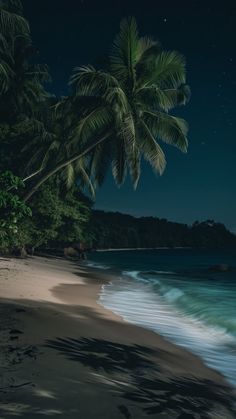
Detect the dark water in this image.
<box><xmin>87</xmin><ymin>249</ymin><xmax>236</xmax><ymax>386</ymax></box>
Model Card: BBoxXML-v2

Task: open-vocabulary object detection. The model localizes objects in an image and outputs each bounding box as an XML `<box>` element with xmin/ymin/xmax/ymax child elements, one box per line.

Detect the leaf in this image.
<box><xmin>138</xmin><ymin>120</ymin><xmax>166</xmax><ymax>175</ymax></box>
<box><xmin>70</xmin><ymin>106</ymin><xmax>112</xmax><ymax>149</ymax></box>
<box><xmin>75</xmin><ymin>159</ymin><xmax>96</xmax><ymax>198</ymax></box>
<box><xmin>136</xmin><ymin>36</ymin><xmax>161</xmax><ymax>63</ymax></box>
<box><xmin>0</xmin><ymin>61</ymin><xmax>14</xmax><ymax>93</ymax></box>
<box><xmin>144</xmin><ymin>110</ymin><xmax>188</xmax><ymax>152</ymax></box>
<box><xmin>112</xmin><ymin>136</ymin><xmax>127</xmax><ymax>185</ymax></box>
<box><xmin>70</xmin><ymin>65</ymin><xmax>118</xmax><ymax>96</ymax></box>
<box><xmin>89</xmin><ymin>138</ymin><xmax>113</xmax><ymax>187</ymax></box>
<box><xmin>110</xmin><ymin>16</ymin><xmax>139</xmax><ymax>88</ymax></box>
<box><xmin>138</xmin><ymin>50</ymin><xmax>186</xmax><ymax>89</ymax></box>
<box><xmin>127</xmin><ymin>144</ymin><xmax>141</xmax><ymax>188</ymax></box>
<box><xmin>0</xmin><ymin>7</ymin><xmax>30</xmax><ymax>36</ymax></box>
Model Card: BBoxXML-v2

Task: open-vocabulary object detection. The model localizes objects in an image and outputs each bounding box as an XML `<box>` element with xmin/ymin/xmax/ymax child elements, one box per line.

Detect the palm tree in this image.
<box><xmin>0</xmin><ymin>0</ymin><xmax>29</xmax><ymax>44</ymax></box>
<box><xmin>23</xmin><ymin>17</ymin><xmax>190</xmax><ymax>202</ymax></box>
<box><xmin>0</xmin><ymin>0</ymin><xmax>53</xmax><ymax>178</ymax></box>
<box><xmin>0</xmin><ymin>7</ymin><xmax>50</xmax><ymax>120</ymax></box>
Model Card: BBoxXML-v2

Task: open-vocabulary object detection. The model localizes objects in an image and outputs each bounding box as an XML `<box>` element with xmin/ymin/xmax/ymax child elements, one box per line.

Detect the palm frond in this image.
<box><xmin>138</xmin><ymin>50</ymin><xmax>186</xmax><ymax>89</ymax></box>
<box><xmin>105</xmin><ymin>86</ymin><xmax>130</xmax><ymax>117</ymax></box>
<box><xmin>110</xmin><ymin>16</ymin><xmax>139</xmax><ymax>88</ymax></box>
<box><xmin>0</xmin><ymin>32</ymin><xmax>10</xmax><ymax>54</ymax></box>
<box><xmin>70</xmin><ymin>106</ymin><xmax>112</xmax><ymax>149</ymax></box>
<box><xmin>23</xmin><ymin>137</ymin><xmax>60</xmax><ymax>175</ymax></box>
<box><xmin>136</xmin><ymin>36</ymin><xmax>162</xmax><ymax>66</ymax></box>
<box><xmin>26</xmin><ymin>64</ymin><xmax>51</xmax><ymax>84</ymax></box>
<box><xmin>0</xmin><ymin>60</ymin><xmax>13</xmax><ymax>93</ymax></box>
<box><xmin>89</xmin><ymin>139</ymin><xmax>113</xmax><ymax>187</ymax></box>
<box><xmin>0</xmin><ymin>7</ymin><xmax>29</xmax><ymax>36</ymax></box>
<box><xmin>163</xmin><ymin>84</ymin><xmax>191</xmax><ymax>106</ymax></box>
<box><xmin>75</xmin><ymin>159</ymin><xmax>96</xmax><ymax>198</ymax></box>
<box><xmin>136</xmin><ymin>84</ymin><xmax>190</xmax><ymax>111</ymax></box>
<box><xmin>119</xmin><ymin>112</ymin><xmax>136</xmax><ymax>151</ymax></box>
<box><xmin>0</xmin><ymin>0</ymin><xmax>23</xmax><ymax>14</ymax></box>
<box><xmin>127</xmin><ymin>144</ymin><xmax>141</xmax><ymax>188</ymax></box>
<box><xmin>112</xmin><ymin>136</ymin><xmax>127</xmax><ymax>185</ymax></box>
<box><xmin>23</xmin><ymin>146</ymin><xmax>47</xmax><ymax>175</ymax></box>
<box><xmin>138</xmin><ymin>120</ymin><xmax>166</xmax><ymax>175</ymax></box>
<box><xmin>61</xmin><ymin>163</ymin><xmax>75</xmax><ymax>189</ymax></box>
<box><xmin>144</xmin><ymin>110</ymin><xmax>188</xmax><ymax>152</ymax></box>
<box><xmin>117</xmin><ymin>112</ymin><xmax>140</xmax><ymax>187</ymax></box>
<box><xmin>70</xmin><ymin>65</ymin><xmax>118</xmax><ymax>96</ymax></box>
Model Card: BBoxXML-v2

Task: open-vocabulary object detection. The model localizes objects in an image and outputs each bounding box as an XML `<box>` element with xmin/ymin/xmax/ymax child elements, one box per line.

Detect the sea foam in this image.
<box><xmin>99</xmin><ymin>275</ymin><xmax>236</xmax><ymax>387</ymax></box>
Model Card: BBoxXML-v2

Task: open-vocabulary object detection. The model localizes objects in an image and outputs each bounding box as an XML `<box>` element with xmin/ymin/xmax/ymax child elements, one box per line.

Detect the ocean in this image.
<box><xmin>87</xmin><ymin>249</ymin><xmax>236</xmax><ymax>386</ymax></box>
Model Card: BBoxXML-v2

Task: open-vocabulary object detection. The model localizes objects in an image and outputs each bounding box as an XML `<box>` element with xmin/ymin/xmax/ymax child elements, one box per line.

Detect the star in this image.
<box><xmin>163</xmin><ymin>18</ymin><xmax>167</xmax><ymax>23</ymax></box>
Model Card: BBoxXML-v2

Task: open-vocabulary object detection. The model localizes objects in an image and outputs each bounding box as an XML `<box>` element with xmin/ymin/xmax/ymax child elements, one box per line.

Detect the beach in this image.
<box><xmin>0</xmin><ymin>256</ymin><xmax>235</xmax><ymax>418</ymax></box>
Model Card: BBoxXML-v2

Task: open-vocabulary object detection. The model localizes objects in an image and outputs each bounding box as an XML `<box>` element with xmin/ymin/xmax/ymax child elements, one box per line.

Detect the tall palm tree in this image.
<box><xmin>0</xmin><ymin>0</ymin><xmax>51</xmax><ymax>124</ymax></box>
<box><xmin>0</xmin><ymin>20</ymin><xmax>50</xmax><ymax>120</ymax></box>
<box><xmin>0</xmin><ymin>0</ymin><xmax>53</xmax><ymax>179</ymax></box>
<box><xmin>23</xmin><ymin>17</ymin><xmax>190</xmax><ymax>202</ymax></box>
<box><xmin>0</xmin><ymin>0</ymin><xmax>29</xmax><ymax>44</ymax></box>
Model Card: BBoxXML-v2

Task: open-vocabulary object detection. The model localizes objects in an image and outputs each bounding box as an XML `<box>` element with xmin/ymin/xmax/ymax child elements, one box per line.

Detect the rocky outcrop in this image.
<box><xmin>63</xmin><ymin>247</ymin><xmax>80</xmax><ymax>258</ymax></box>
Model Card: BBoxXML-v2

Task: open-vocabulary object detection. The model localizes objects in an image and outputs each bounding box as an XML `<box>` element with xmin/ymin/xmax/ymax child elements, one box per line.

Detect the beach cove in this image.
<box><xmin>0</xmin><ymin>256</ymin><xmax>236</xmax><ymax>418</ymax></box>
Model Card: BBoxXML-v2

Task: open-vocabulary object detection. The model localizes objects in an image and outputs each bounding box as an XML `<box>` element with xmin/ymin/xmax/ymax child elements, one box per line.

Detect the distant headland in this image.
<box><xmin>88</xmin><ymin>210</ymin><xmax>236</xmax><ymax>250</ymax></box>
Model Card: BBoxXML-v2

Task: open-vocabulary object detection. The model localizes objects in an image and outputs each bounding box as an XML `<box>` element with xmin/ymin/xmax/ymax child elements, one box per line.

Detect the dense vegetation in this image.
<box><xmin>0</xmin><ymin>0</ymin><xmax>191</xmax><ymax>254</ymax></box>
<box><xmin>89</xmin><ymin>211</ymin><xmax>236</xmax><ymax>249</ymax></box>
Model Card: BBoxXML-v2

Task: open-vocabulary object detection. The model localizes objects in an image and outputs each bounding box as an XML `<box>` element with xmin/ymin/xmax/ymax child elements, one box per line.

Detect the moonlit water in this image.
<box><xmin>88</xmin><ymin>249</ymin><xmax>236</xmax><ymax>386</ymax></box>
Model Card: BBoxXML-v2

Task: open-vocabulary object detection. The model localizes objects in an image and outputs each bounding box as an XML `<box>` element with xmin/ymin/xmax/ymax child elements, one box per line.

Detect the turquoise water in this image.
<box><xmin>87</xmin><ymin>249</ymin><xmax>236</xmax><ymax>386</ymax></box>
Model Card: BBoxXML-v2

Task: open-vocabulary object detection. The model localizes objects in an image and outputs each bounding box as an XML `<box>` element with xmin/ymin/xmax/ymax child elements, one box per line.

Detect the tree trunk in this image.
<box><xmin>23</xmin><ymin>132</ymin><xmax>110</xmax><ymax>202</ymax></box>
<box><xmin>23</xmin><ymin>168</ymin><xmax>43</xmax><ymax>183</ymax></box>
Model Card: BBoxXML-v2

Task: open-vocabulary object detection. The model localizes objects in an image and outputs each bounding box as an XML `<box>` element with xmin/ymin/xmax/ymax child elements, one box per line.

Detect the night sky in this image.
<box><xmin>23</xmin><ymin>0</ymin><xmax>236</xmax><ymax>231</ymax></box>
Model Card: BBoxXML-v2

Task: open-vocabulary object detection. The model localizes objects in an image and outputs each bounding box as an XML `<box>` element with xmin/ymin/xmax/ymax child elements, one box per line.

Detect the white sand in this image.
<box><xmin>0</xmin><ymin>256</ymin><xmax>84</xmax><ymax>304</ymax></box>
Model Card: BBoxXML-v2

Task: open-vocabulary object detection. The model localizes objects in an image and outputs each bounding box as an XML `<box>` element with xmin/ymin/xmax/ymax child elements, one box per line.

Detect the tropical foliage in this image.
<box><xmin>70</xmin><ymin>18</ymin><xmax>190</xmax><ymax>188</ymax></box>
<box><xmin>0</xmin><ymin>1</ymin><xmax>191</xmax><ymax>254</ymax></box>
<box><xmin>0</xmin><ymin>1</ymin><xmax>92</xmax><ymax>253</ymax></box>
<box><xmin>0</xmin><ymin>171</ymin><xmax>31</xmax><ymax>251</ymax></box>
<box><xmin>23</xmin><ymin>17</ymin><xmax>190</xmax><ymax>201</ymax></box>
<box><xmin>17</xmin><ymin>180</ymin><xmax>91</xmax><ymax>251</ymax></box>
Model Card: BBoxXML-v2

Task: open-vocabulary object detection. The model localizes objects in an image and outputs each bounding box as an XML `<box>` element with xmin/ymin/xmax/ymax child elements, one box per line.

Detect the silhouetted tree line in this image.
<box><xmin>89</xmin><ymin>211</ymin><xmax>236</xmax><ymax>249</ymax></box>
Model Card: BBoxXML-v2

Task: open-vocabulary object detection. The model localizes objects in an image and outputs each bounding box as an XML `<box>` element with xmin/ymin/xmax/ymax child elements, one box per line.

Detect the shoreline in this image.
<box><xmin>94</xmin><ymin>246</ymin><xmax>192</xmax><ymax>251</ymax></box>
<box><xmin>0</xmin><ymin>256</ymin><xmax>235</xmax><ymax>418</ymax></box>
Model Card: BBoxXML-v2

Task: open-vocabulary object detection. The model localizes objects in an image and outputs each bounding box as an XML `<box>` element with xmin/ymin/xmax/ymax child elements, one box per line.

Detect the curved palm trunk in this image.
<box><xmin>6</xmin><ymin>169</ymin><xmax>43</xmax><ymax>193</ymax></box>
<box><xmin>23</xmin><ymin>168</ymin><xmax>44</xmax><ymax>183</ymax></box>
<box><xmin>23</xmin><ymin>132</ymin><xmax>111</xmax><ymax>202</ymax></box>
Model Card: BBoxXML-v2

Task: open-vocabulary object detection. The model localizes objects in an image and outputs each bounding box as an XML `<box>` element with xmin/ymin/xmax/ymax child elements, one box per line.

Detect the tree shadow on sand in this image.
<box><xmin>123</xmin><ymin>373</ymin><xmax>236</xmax><ymax>417</ymax></box>
<box><xmin>45</xmin><ymin>337</ymin><xmax>236</xmax><ymax>418</ymax></box>
<box><xmin>45</xmin><ymin>337</ymin><xmax>156</xmax><ymax>374</ymax></box>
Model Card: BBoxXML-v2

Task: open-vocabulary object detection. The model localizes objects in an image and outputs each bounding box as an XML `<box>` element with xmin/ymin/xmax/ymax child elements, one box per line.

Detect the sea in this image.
<box><xmin>87</xmin><ymin>248</ymin><xmax>236</xmax><ymax>387</ymax></box>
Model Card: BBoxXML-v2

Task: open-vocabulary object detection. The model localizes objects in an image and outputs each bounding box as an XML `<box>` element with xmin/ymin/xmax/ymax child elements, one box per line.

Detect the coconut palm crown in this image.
<box><xmin>22</xmin><ymin>17</ymin><xmax>190</xmax><ymax>202</ymax></box>
<box><xmin>68</xmin><ymin>16</ymin><xmax>190</xmax><ymax>189</ymax></box>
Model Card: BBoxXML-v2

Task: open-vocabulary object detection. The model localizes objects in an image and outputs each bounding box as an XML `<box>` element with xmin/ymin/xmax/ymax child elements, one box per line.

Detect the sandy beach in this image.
<box><xmin>0</xmin><ymin>256</ymin><xmax>235</xmax><ymax>418</ymax></box>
